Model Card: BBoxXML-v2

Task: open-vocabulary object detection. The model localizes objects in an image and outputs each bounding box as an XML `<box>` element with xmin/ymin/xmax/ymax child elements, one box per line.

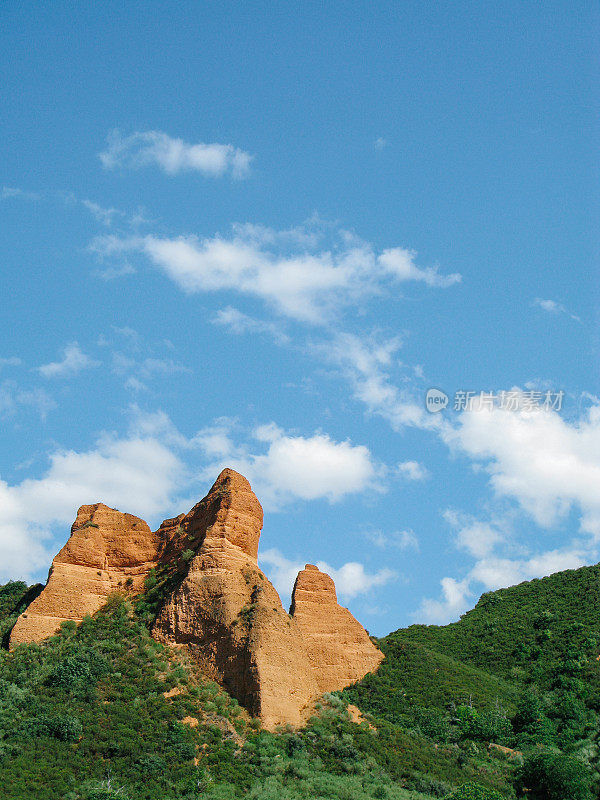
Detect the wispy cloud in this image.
<box><xmin>533</xmin><ymin>297</ymin><xmax>581</xmax><ymax>322</ymax></box>
<box><xmin>212</xmin><ymin>306</ymin><xmax>290</xmax><ymax>344</ymax></box>
<box><xmin>82</xmin><ymin>199</ymin><xmax>123</xmax><ymax>227</ymax></box>
<box><xmin>100</xmin><ymin>130</ymin><xmax>253</xmax><ymax>179</ymax></box>
<box><xmin>366</xmin><ymin>528</ymin><xmax>419</xmax><ymax>551</ymax></box>
<box><xmin>0</xmin><ymin>381</ymin><xmax>56</xmax><ymax>420</ymax></box>
<box><xmin>1</xmin><ymin>186</ymin><xmax>40</xmax><ymax>201</ymax></box>
<box><xmin>0</xmin><ymin>356</ymin><xmax>22</xmax><ymax>370</ymax></box>
<box><xmin>96</xmin><ymin>262</ymin><xmax>136</xmax><ymax>281</ymax></box>
<box><xmin>315</xmin><ymin>331</ymin><xmax>440</xmax><ymax>431</ymax></box>
<box><xmin>92</xmin><ymin>222</ymin><xmax>460</xmax><ymax>324</ymax></box>
<box><xmin>38</xmin><ymin>343</ymin><xmax>100</xmax><ymax>378</ymax></box>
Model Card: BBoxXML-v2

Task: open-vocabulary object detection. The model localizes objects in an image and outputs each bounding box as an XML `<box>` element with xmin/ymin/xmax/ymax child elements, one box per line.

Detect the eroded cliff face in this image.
<box><xmin>9</xmin><ymin>468</ymin><xmax>383</xmax><ymax>728</ymax></box>
<box><xmin>9</xmin><ymin>504</ymin><xmax>161</xmax><ymax>646</ymax></box>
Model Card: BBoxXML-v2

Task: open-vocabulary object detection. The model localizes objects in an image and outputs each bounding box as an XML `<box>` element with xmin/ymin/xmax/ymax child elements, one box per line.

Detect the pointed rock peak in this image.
<box><xmin>183</xmin><ymin>467</ymin><xmax>263</xmax><ymax>561</ymax></box>
<box><xmin>290</xmin><ymin>564</ymin><xmax>337</xmax><ymax>613</ymax></box>
<box><xmin>211</xmin><ymin>467</ymin><xmax>253</xmax><ymax>493</ymax></box>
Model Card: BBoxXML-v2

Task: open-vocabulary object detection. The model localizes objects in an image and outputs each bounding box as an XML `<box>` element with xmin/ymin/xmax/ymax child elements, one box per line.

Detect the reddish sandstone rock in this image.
<box><xmin>9</xmin><ymin>504</ymin><xmax>160</xmax><ymax>647</ymax></box>
<box><xmin>290</xmin><ymin>564</ymin><xmax>384</xmax><ymax>694</ymax></box>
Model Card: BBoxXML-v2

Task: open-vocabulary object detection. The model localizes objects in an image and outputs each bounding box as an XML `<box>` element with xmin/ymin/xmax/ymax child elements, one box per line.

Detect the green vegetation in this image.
<box><xmin>517</xmin><ymin>751</ymin><xmax>594</xmax><ymax>799</ymax></box>
<box><xmin>443</xmin><ymin>785</ymin><xmax>504</xmax><ymax>800</ymax></box>
<box><xmin>0</xmin><ymin>581</ymin><xmax>42</xmax><ymax>648</ymax></box>
<box><xmin>347</xmin><ymin>565</ymin><xmax>600</xmax><ymax>799</ymax></box>
<box><xmin>2</xmin><ymin>563</ymin><xmax>600</xmax><ymax>798</ymax></box>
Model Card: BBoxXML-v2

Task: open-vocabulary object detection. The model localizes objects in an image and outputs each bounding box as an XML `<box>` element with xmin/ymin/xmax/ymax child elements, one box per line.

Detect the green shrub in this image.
<box><xmin>51</xmin><ymin>714</ymin><xmax>83</xmax><ymax>742</ymax></box>
<box><xmin>518</xmin><ymin>752</ymin><xmax>594</xmax><ymax>800</ymax></box>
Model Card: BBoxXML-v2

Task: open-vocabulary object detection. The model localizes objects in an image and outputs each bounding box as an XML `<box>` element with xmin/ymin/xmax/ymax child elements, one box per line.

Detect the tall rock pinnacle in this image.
<box><xmin>153</xmin><ymin>469</ymin><xmax>319</xmax><ymax>728</ymax></box>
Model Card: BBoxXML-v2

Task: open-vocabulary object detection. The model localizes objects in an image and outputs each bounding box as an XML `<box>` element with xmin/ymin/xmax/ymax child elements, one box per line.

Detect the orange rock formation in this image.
<box><xmin>9</xmin><ymin>468</ymin><xmax>383</xmax><ymax>728</ymax></box>
<box><xmin>10</xmin><ymin>504</ymin><xmax>161</xmax><ymax>646</ymax></box>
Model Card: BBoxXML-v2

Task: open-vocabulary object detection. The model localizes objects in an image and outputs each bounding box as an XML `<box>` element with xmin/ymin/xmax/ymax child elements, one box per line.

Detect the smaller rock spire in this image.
<box><xmin>290</xmin><ymin>564</ymin><xmax>384</xmax><ymax>694</ymax></box>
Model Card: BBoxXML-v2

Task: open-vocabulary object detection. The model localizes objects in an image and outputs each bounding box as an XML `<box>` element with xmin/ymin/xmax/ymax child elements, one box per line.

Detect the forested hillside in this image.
<box><xmin>2</xmin><ymin>566</ymin><xmax>600</xmax><ymax>799</ymax></box>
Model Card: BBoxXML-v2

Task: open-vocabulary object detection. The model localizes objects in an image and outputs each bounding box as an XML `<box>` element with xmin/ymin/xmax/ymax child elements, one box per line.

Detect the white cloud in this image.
<box><xmin>38</xmin><ymin>343</ymin><xmax>100</xmax><ymax>378</ymax></box>
<box><xmin>398</xmin><ymin>460</ymin><xmax>429</xmax><ymax>481</ymax></box>
<box><xmin>100</xmin><ymin>130</ymin><xmax>253</xmax><ymax>179</ymax></box>
<box><xmin>194</xmin><ymin>420</ymin><xmax>380</xmax><ymax>509</ymax></box>
<box><xmin>91</xmin><ymin>223</ymin><xmax>460</xmax><ymax>324</ymax></box>
<box><xmin>212</xmin><ymin>306</ymin><xmax>289</xmax><ymax>343</ymax></box>
<box><xmin>191</xmin><ymin>420</ymin><xmax>237</xmax><ymax>459</ymax></box>
<box><xmin>239</xmin><ymin>424</ymin><xmax>379</xmax><ymax>506</ymax></box>
<box><xmin>416</xmin><ymin>576</ymin><xmax>472</xmax><ymax>625</ymax></box>
<box><xmin>534</xmin><ymin>297</ymin><xmax>581</xmax><ymax>322</ymax></box>
<box><xmin>259</xmin><ymin>548</ymin><xmax>395</xmax><ymax>605</ymax></box>
<box><xmin>316</xmin><ymin>560</ymin><xmax>396</xmax><ymax>598</ymax></box>
<box><xmin>443</xmin><ymin>509</ymin><xmax>505</xmax><ymax>559</ymax></box>
<box><xmin>374</xmin><ymin>137</ymin><xmax>388</xmax><ymax>150</ymax></box>
<box><xmin>442</xmin><ymin>399</ymin><xmax>600</xmax><ymax>538</ymax></box>
<box><xmin>0</xmin><ymin>429</ymin><xmax>184</xmax><ymax>582</ymax></box>
<box><xmin>379</xmin><ymin>248</ymin><xmax>461</xmax><ymax>288</ymax></box>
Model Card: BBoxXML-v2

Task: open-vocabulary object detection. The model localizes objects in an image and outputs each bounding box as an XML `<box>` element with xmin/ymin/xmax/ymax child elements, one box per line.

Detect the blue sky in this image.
<box><xmin>1</xmin><ymin>2</ymin><xmax>598</xmax><ymax>635</ymax></box>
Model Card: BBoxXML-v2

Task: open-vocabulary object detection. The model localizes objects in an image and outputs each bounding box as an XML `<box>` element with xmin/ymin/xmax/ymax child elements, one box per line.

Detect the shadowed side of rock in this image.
<box><xmin>290</xmin><ymin>564</ymin><xmax>384</xmax><ymax>694</ymax></box>
<box><xmin>9</xmin><ymin>504</ymin><xmax>161</xmax><ymax>647</ymax></box>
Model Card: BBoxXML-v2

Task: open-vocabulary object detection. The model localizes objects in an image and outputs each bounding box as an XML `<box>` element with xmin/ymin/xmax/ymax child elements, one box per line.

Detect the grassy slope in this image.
<box><xmin>345</xmin><ymin>637</ymin><xmax>517</xmax><ymax>722</ymax></box>
<box><xmin>394</xmin><ymin>565</ymin><xmax>600</xmax><ymax>695</ymax></box>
